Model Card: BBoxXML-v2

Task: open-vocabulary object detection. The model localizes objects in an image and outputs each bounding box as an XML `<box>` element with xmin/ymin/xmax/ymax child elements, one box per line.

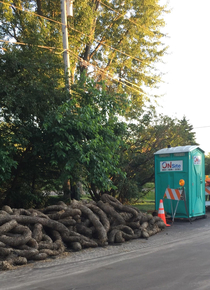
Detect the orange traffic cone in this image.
<box><xmin>158</xmin><ymin>199</ymin><xmax>170</xmax><ymax>227</ymax></box>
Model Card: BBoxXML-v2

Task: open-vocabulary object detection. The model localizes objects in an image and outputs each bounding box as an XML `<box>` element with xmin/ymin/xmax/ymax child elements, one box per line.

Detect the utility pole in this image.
<box><xmin>61</xmin><ymin>0</ymin><xmax>73</xmax><ymax>91</ymax></box>
<box><xmin>61</xmin><ymin>0</ymin><xmax>74</xmax><ymax>201</ymax></box>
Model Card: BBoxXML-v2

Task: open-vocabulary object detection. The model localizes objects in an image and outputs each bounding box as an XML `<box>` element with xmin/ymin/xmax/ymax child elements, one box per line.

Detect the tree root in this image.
<box><xmin>72</xmin><ymin>200</ymin><xmax>107</xmax><ymax>245</ymax></box>
<box><xmin>0</xmin><ymin>195</ymin><xmax>166</xmax><ymax>270</ymax></box>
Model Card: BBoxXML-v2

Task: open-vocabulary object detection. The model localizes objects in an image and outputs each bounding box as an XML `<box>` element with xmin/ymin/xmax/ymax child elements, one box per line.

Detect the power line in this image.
<box><xmin>99</xmin><ymin>0</ymin><xmax>155</xmax><ymax>37</ymax></box>
<box><xmin>0</xmin><ymin>0</ymin><xmax>152</xmax><ymax>66</ymax></box>
<box><xmin>0</xmin><ymin>38</ymin><xmax>148</xmax><ymax>96</ymax></box>
<box><xmin>0</xmin><ymin>1</ymin><xmax>161</xmax><ymax>90</ymax></box>
<box><xmin>0</xmin><ymin>39</ymin><xmax>61</xmax><ymax>51</ymax></box>
<box><xmin>71</xmin><ymin>34</ymin><xmax>159</xmax><ymax>81</ymax></box>
<box><xmin>0</xmin><ymin>0</ymin><xmax>158</xmax><ymax>38</ymax></box>
<box><xmin>0</xmin><ymin>0</ymin><xmax>63</xmax><ymax>26</ymax></box>
<box><xmin>70</xmin><ymin>49</ymin><xmax>147</xmax><ymax>96</ymax></box>
<box><xmin>68</xmin><ymin>25</ymin><xmax>151</xmax><ymax>66</ymax></box>
<box><xmin>194</xmin><ymin>126</ymin><xmax>210</xmax><ymax>129</ymax></box>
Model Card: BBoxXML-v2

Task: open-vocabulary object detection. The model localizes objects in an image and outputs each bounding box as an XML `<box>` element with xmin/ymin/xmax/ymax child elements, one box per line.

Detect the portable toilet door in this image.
<box><xmin>190</xmin><ymin>148</ymin><xmax>205</xmax><ymax>216</ymax></box>
<box><xmin>154</xmin><ymin>145</ymin><xmax>205</xmax><ymax>219</ymax></box>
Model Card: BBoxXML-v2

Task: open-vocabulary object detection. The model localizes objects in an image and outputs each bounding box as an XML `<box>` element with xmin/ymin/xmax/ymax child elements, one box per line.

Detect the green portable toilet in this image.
<box><xmin>154</xmin><ymin>145</ymin><xmax>205</xmax><ymax>219</ymax></box>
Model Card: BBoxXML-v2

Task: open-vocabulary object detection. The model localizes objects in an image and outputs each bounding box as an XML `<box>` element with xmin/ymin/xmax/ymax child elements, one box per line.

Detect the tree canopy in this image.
<box><xmin>111</xmin><ymin>113</ymin><xmax>198</xmax><ymax>203</ymax></box>
<box><xmin>1</xmin><ymin>0</ymin><xmax>199</xmax><ymax>207</ymax></box>
<box><xmin>0</xmin><ymin>62</ymin><xmax>127</xmax><ymax>206</ymax></box>
<box><xmin>0</xmin><ymin>0</ymin><xmax>169</xmax><ymax>115</ymax></box>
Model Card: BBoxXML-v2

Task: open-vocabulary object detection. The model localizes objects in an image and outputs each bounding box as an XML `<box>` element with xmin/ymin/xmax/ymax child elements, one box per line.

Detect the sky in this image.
<box><xmin>155</xmin><ymin>0</ymin><xmax>210</xmax><ymax>154</ymax></box>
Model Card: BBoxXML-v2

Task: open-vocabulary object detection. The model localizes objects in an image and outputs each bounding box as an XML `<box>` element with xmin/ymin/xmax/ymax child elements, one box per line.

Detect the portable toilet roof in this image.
<box><xmin>154</xmin><ymin>145</ymin><xmax>204</xmax><ymax>155</ymax></box>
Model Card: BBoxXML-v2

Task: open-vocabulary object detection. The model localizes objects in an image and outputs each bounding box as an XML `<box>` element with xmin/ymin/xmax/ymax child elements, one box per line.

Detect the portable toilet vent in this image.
<box><xmin>154</xmin><ymin>145</ymin><xmax>205</xmax><ymax>219</ymax></box>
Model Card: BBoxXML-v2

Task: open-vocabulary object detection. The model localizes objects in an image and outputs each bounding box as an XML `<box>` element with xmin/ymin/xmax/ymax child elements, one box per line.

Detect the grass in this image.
<box><xmin>46</xmin><ymin>185</ymin><xmax>156</xmax><ymax>213</ymax></box>
<box><xmin>133</xmin><ymin>203</ymin><xmax>155</xmax><ymax>213</ymax></box>
<box><xmin>132</xmin><ymin>183</ymin><xmax>155</xmax><ymax>213</ymax></box>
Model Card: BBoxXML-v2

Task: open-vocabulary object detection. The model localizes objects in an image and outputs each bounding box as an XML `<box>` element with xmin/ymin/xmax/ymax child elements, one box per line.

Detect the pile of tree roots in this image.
<box><xmin>0</xmin><ymin>194</ymin><xmax>165</xmax><ymax>270</ymax></box>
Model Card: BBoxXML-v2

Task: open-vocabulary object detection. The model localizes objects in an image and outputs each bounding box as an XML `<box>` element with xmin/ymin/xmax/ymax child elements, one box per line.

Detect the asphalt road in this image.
<box><xmin>1</xmin><ymin>213</ymin><xmax>210</xmax><ymax>290</ymax></box>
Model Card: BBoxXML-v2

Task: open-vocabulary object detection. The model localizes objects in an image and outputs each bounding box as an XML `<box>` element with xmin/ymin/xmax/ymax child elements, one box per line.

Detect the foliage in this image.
<box><xmin>111</xmin><ymin>111</ymin><xmax>198</xmax><ymax>203</ymax></box>
<box><xmin>1</xmin><ymin>0</ymin><xmax>195</xmax><ymax>207</ymax></box>
<box><xmin>0</xmin><ymin>45</ymin><xmax>68</xmax><ymax>207</ymax></box>
<box><xmin>70</xmin><ymin>0</ymin><xmax>169</xmax><ymax>113</ymax></box>
<box><xmin>0</xmin><ymin>123</ymin><xmax>18</xmax><ymax>185</ymax></box>
<box><xmin>0</xmin><ymin>52</ymin><xmax>128</xmax><ymax>206</ymax></box>
<box><xmin>1</xmin><ymin>0</ymin><xmax>132</xmax><ymax>206</ymax></box>
<box><xmin>0</xmin><ymin>0</ymin><xmax>169</xmax><ymax>116</ymax></box>
<box><xmin>42</xmin><ymin>78</ymin><xmax>128</xmax><ymax>201</ymax></box>
<box><xmin>205</xmin><ymin>153</ymin><xmax>210</xmax><ymax>175</ymax></box>
<box><xmin>0</xmin><ymin>48</ymin><xmax>66</xmax><ymax>123</ymax></box>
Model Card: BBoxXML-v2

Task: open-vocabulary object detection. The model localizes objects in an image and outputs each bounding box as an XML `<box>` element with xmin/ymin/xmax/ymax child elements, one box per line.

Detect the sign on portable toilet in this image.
<box><xmin>154</xmin><ymin>145</ymin><xmax>205</xmax><ymax>219</ymax></box>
